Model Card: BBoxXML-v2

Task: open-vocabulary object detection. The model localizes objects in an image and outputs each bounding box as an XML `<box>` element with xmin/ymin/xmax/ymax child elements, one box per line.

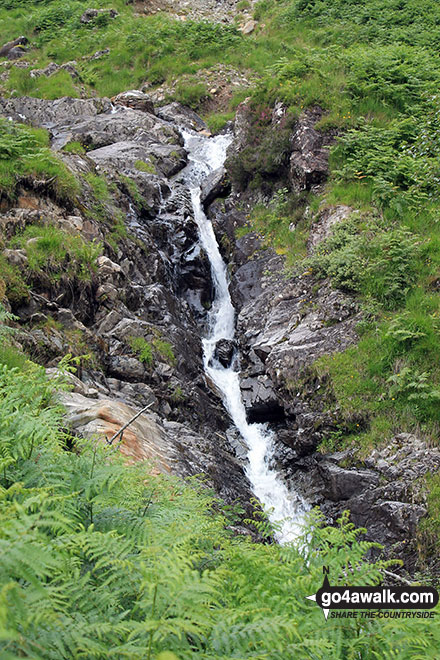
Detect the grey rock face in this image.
<box><xmin>289</xmin><ymin>109</ymin><xmax>335</xmax><ymax>191</ymax></box>
<box><xmin>0</xmin><ymin>94</ymin><xmax>251</xmax><ymax>516</ymax></box>
<box><xmin>0</xmin><ymin>96</ymin><xmax>112</xmax><ymax>126</ymax></box>
<box><xmin>156</xmin><ymin>102</ymin><xmax>209</xmax><ymax>132</ymax></box>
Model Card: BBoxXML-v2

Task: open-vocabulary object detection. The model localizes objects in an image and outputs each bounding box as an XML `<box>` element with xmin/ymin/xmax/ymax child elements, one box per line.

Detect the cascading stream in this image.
<box><xmin>182</xmin><ymin>130</ymin><xmax>308</xmax><ymax>543</ymax></box>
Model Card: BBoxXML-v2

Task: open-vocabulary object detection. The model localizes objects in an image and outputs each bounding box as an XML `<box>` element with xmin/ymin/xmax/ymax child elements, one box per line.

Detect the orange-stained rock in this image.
<box><xmin>60</xmin><ymin>391</ymin><xmax>173</xmax><ymax>471</ymax></box>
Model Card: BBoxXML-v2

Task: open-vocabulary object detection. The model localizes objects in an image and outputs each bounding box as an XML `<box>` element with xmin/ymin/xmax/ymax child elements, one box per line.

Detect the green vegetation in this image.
<box><xmin>7</xmin><ymin>67</ymin><xmax>79</xmax><ymax>99</ymax></box>
<box><xmin>10</xmin><ymin>224</ymin><xmax>102</xmax><ymax>283</ymax></box>
<box><xmin>0</xmin><ymin>304</ymin><xmax>28</xmax><ymax>369</ymax></box>
<box><xmin>0</xmin><ymin>254</ymin><xmax>30</xmax><ymax>306</ymax></box>
<box><xmin>173</xmin><ymin>80</ymin><xmax>207</xmax><ymax>109</ymax></box>
<box><xmin>0</xmin><ymin>119</ymin><xmax>80</xmax><ymax>203</ymax></box>
<box><xmin>134</xmin><ymin>159</ymin><xmax>156</xmax><ymax>174</ymax></box>
<box><xmin>0</xmin><ymin>361</ymin><xmax>439</xmax><ymax>657</ymax></box>
<box><xmin>128</xmin><ymin>334</ymin><xmax>176</xmax><ymax>367</ymax></box>
<box><xmin>239</xmin><ymin>187</ymin><xmax>312</xmax><ymax>264</ymax></box>
<box><xmin>62</xmin><ymin>140</ymin><xmax>86</xmax><ymax>155</ymax></box>
<box><xmin>128</xmin><ymin>335</ymin><xmax>153</xmax><ymax>366</ymax></box>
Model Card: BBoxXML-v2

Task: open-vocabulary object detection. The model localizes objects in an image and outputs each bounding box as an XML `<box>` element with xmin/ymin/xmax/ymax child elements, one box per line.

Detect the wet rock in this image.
<box><xmin>240</xmin><ymin>375</ymin><xmax>285</xmax><ymax>423</ymax></box>
<box><xmin>113</xmin><ymin>90</ymin><xmax>154</xmax><ymax>114</ymax></box>
<box><xmin>212</xmin><ymin>338</ymin><xmax>236</xmax><ymax>367</ymax></box>
<box><xmin>200</xmin><ymin>166</ymin><xmax>230</xmax><ymax>206</ymax></box>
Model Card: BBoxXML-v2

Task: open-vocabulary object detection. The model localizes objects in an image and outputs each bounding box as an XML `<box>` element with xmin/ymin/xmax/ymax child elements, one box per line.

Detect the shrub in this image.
<box><xmin>309</xmin><ymin>218</ymin><xmax>419</xmax><ymax>308</ymax></box>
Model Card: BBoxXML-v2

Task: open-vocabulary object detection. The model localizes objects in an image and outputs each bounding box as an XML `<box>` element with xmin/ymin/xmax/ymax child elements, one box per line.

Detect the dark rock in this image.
<box><xmin>241</xmin><ymin>375</ymin><xmax>285</xmax><ymax>423</ymax></box>
<box><xmin>200</xmin><ymin>166</ymin><xmax>230</xmax><ymax>206</ymax></box>
<box><xmin>0</xmin><ymin>36</ymin><xmax>28</xmax><ymax>60</ymax></box>
<box><xmin>108</xmin><ymin>355</ymin><xmax>146</xmax><ymax>382</ymax></box>
<box><xmin>212</xmin><ymin>338</ymin><xmax>236</xmax><ymax>368</ymax></box>
<box><xmin>6</xmin><ymin>46</ymin><xmax>27</xmax><ymax>61</ymax></box>
<box><xmin>319</xmin><ymin>463</ymin><xmax>379</xmax><ymax>501</ymax></box>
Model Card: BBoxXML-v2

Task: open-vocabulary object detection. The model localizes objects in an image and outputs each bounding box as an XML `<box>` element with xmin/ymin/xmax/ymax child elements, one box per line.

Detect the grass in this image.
<box><xmin>10</xmin><ymin>224</ymin><xmax>102</xmax><ymax>284</ymax></box>
<box><xmin>0</xmin><ymin>344</ymin><xmax>28</xmax><ymax>370</ymax></box>
<box><xmin>134</xmin><ymin>159</ymin><xmax>156</xmax><ymax>174</ymax></box>
<box><xmin>0</xmin><ymin>119</ymin><xmax>80</xmax><ymax>204</ymax></box>
<box><xmin>128</xmin><ymin>334</ymin><xmax>176</xmax><ymax>367</ymax></box>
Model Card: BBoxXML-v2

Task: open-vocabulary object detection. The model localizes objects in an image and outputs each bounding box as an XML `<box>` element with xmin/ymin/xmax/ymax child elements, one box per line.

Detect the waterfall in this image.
<box><xmin>182</xmin><ymin>130</ymin><xmax>308</xmax><ymax>543</ymax></box>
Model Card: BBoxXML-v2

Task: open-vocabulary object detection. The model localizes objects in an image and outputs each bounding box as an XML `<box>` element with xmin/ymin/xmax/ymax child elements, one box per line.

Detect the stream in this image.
<box><xmin>181</xmin><ymin>130</ymin><xmax>308</xmax><ymax>543</ymax></box>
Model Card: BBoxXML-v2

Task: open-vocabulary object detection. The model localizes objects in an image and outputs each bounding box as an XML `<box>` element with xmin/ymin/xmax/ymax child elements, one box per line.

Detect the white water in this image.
<box><xmin>183</xmin><ymin>131</ymin><xmax>308</xmax><ymax>543</ymax></box>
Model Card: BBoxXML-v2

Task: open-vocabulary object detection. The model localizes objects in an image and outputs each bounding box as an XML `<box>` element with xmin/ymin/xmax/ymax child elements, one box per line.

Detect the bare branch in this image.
<box><xmin>106</xmin><ymin>402</ymin><xmax>154</xmax><ymax>446</ymax></box>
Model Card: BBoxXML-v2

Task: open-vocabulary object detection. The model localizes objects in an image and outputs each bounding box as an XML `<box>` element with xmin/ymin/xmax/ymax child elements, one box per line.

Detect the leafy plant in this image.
<box><xmin>0</xmin><ymin>361</ymin><xmax>438</xmax><ymax>658</ymax></box>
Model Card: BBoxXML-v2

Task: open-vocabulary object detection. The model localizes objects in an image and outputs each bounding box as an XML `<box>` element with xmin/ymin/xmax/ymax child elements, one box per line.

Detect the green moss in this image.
<box><xmin>134</xmin><ymin>159</ymin><xmax>156</xmax><ymax>174</ymax></box>
<box><xmin>62</xmin><ymin>141</ymin><xmax>86</xmax><ymax>155</ymax></box>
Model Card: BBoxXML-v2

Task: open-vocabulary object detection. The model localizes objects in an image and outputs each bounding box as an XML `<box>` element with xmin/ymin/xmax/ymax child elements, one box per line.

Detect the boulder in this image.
<box><xmin>60</xmin><ymin>390</ymin><xmax>172</xmax><ymax>468</ymax></box>
<box><xmin>0</xmin><ymin>36</ymin><xmax>28</xmax><ymax>61</ymax></box>
<box><xmin>156</xmin><ymin>102</ymin><xmax>208</xmax><ymax>132</ymax></box>
<box><xmin>112</xmin><ymin>90</ymin><xmax>154</xmax><ymax>115</ymax></box>
<box><xmin>211</xmin><ymin>338</ymin><xmax>236</xmax><ymax>368</ymax></box>
<box><xmin>200</xmin><ymin>166</ymin><xmax>230</xmax><ymax>206</ymax></box>
<box><xmin>108</xmin><ymin>355</ymin><xmax>146</xmax><ymax>382</ymax></box>
<box><xmin>240</xmin><ymin>20</ymin><xmax>257</xmax><ymax>35</ymax></box>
